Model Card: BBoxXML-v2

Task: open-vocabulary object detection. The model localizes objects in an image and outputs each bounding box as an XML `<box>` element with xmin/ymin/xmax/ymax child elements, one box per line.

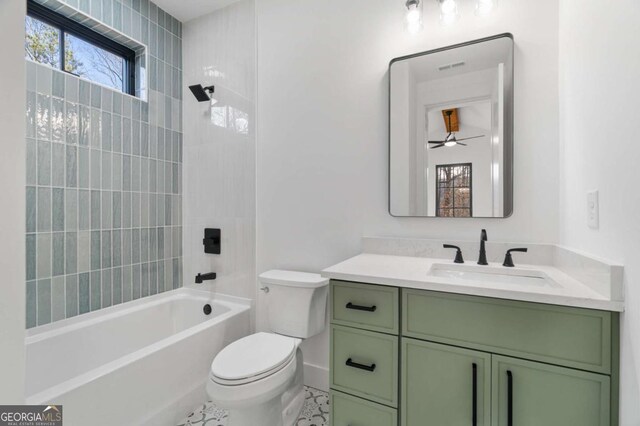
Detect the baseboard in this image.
<box><xmin>303</xmin><ymin>362</ymin><xmax>329</xmax><ymax>392</ymax></box>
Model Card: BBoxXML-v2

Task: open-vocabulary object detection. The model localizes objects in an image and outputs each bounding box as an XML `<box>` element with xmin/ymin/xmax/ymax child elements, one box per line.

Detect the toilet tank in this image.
<box><xmin>259</xmin><ymin>270</ymin><xmax>329</xmax><ymax>339</ymax></box>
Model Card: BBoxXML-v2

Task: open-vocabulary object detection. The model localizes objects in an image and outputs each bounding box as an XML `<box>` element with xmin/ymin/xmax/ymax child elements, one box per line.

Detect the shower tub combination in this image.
<box><xmin>25</xmin><ymin>288</ymin><xmax>251</xmax><ymax>426</ymax></box>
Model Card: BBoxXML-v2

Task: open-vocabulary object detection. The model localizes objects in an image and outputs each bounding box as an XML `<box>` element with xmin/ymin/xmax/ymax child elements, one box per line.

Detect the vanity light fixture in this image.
<box><xmin>405</xmin><ymin>0</ymin><xmax>424</xmax><ymax>34</ymax></box>
<box><xmin>438</xmin><ymin>0</ymin><xmax>460</xmax><ymax>25</ymax></box>
<box><xmin>475</xmin><ymin>0</ymin><xmax>497</xmax><ymax>16</ymax></box>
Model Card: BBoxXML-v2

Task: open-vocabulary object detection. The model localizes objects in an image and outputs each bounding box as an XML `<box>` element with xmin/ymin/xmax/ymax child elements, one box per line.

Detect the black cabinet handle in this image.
<box><xmin>472</xmin><ymin>363</ymin><xmax>478</xmax><ymax>426</ymax></box>
<box><xmin>346</xmin><ymin>302</ymin><xmax>377</xmax><ymax>312</ymax></box>
<box><xmin>345</xmin><ymin>358</ymin><xmax>376</xmax><ymax>372</ymax></box>
<box><xmin>507</xmin><ymin>370</ymin><xmax>513</xmax><ymax>426</ymax></box>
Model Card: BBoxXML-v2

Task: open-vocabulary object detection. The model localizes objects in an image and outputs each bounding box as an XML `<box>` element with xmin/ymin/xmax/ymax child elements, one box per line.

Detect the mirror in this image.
<box><xmin>389</xmin><ymin>34</ymin><xmax>513</xmax><ymax>217</ymax></box>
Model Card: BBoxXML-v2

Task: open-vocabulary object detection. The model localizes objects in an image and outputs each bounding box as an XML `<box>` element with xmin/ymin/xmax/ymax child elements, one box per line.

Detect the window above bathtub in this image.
<box><xmin>26</xmin><ymin>0</ymin><xmax>136</xmax><ymax>95</ymax></box>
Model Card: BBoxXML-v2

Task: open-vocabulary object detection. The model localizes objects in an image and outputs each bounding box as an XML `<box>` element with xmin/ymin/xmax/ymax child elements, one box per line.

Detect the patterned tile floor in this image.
<box><xmin>177</xmin><ymin>386</ymin><xmax>329</xmax><ymax>426</ymax></box>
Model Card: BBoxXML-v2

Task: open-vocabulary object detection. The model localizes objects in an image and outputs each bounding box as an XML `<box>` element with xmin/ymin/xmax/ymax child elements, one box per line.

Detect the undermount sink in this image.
<box><xmin>427</xmin><ymin>263</ymin><xmax>561</xmax><ymax>288</ymax></box>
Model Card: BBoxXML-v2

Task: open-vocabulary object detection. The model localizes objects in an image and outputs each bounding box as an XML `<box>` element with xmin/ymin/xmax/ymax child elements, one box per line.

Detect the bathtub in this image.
<box><xmin>25</xmin><ymin>288</ymin><xmax>251</xmax><ymax>426</ymax></box>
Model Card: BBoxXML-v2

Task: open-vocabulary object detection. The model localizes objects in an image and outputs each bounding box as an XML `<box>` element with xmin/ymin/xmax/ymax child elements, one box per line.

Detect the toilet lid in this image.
<box><xmin>211</xmin><ymin>333</ymin><xmax>297</xmax><ymax>383</ymax></box>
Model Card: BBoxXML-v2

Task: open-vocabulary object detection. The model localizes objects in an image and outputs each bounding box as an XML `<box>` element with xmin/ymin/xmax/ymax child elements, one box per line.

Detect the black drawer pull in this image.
<box><xmin>346</xmin><ymin>302</ymin><xmax>377</xmax><ymax>312</ymax></box>
<box><xmin>507</xmin><ymin>370</ymin><xmax>513</xmax><ymax>426</ymax></box>
<box><xmin>472</xmin><ymin>363</ymin><xmax>478</xmax><ymax>426</ymax></box>
<box><xmin>345</xmin><ymin>358</ymin><xmax>376</xmax><ymax>372</ymax></box>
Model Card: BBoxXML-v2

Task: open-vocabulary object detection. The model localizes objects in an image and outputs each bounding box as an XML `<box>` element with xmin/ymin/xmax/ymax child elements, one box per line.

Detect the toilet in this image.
<box><xmin>206</xmin><ymin>270</ymin><xmax>329</xmax><ymax>426</ymax></box>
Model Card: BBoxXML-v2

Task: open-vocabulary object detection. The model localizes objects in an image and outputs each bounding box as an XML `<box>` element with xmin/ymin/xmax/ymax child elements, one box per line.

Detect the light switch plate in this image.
<box><xmin>587</xmin><ymin>190</ymin><xmax>599</xmax><ymax>229</ymax></box>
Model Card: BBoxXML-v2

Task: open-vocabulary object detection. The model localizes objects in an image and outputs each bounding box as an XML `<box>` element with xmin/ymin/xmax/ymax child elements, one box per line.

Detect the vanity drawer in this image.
<box><xmin>331</xmin><ymin>280</ymin><xmax>399</xmax><ymax>334</ymax></box>
<box><xmin>402</xmin><ymin>289</ymin><xmax>612</xmax><ymax>374</ymax></box>
<box><xmin>331</xmin><ymin>325</ymin><xmax>399</xmax><ymax>407</ymax></box>
<box><xmin>331</xmin><ymin>390</ymin><xmax>397</xmax><ymax>426</ymax></box>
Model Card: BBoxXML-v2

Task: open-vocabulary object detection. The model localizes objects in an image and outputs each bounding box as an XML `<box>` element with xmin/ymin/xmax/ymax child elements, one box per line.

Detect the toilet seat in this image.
<box><xmin>211</xmin><ymin>332</ymin><xmax>300</xmax><ymax>385</ymax></box>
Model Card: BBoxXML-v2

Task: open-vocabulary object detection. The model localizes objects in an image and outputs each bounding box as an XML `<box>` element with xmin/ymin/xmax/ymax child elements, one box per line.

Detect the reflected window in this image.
<box><xmin>25</xmin><ymin>0</ymin><xmax>135</xmax><ymax>95</ymax></box>
<box><xmin>436</xmin><ymin>163</ymin><xmax>472</xmax><ymax>217</ymax></box>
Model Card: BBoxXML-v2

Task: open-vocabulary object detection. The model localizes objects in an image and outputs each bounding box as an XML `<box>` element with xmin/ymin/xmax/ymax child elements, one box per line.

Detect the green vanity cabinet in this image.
<box><xmin>492</xmin><ymin>355</ymin><xmax>611</xmax><ymax>426</ymax></box>
<box><xmin>329</xmin><ymin>281</ymin><xmax>619</xmax><ymax>426</ymax></box>
<box><xmin>401</xmin><ymin>339</ymin><xmax>491</xmax><ymax>426</ymax></box>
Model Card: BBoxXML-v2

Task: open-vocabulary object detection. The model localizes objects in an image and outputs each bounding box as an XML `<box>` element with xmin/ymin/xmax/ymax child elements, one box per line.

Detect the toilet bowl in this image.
<box><xmin>206</xmin><ymin>270</ymin><xmax>329</xmax><ymax>426</ymax></box>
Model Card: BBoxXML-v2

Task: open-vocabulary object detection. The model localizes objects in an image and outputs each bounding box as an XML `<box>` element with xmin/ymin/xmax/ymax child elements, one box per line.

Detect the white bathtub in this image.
<box><xmin>25</xmin><ymin>288</ymin><xmax>251</xmax><ymax>426</ymax></box>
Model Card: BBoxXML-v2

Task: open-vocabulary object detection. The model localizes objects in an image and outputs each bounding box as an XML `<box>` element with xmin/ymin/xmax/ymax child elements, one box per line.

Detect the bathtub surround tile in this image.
<box><xmin>141</xmin><ymin>263</ymin><xmax>149</xmax><ymax>297</ymax></box>
<box><xmin>25</xmin><ymin>5</ymin><xmax>183</xmax><ymax>326</ymax></box>
<box><xmin>102</xmin><ymin>269</ymin><xmax>112</xmax><ymax>308</ymax></box>
<box><xmin>37</xmin><ymin>65</ymin><xmax>52</xmax><ymax>95</ymax></box>
<box><xmin>26</xmin><ymin>139</ymin><xmax>37</xmax><ymax>185</ymax></box>
<box><xmin>51</xmin><ymin>99</ymin><xmax>65</xmax><ymax>143</ymax></box>
<box><xmin>91</xmin><ymin>190</ymin><xmax>101</xmax><ymax>229</ymax></box>
<box><xmin>66</xmin><ymin>189</ymin><xmax>78</xmax><ymax>230</ymax></box>
<box><xmin>78</xmin><ymin>190</ymin><xmax>91</xmax><ymax>230</ymax></box>
<box><xmin>37</xmin><ymin>188</ymin><xmax>51</xmax><ymax>232</ymax></box>
<box><xmin>102</xmin><ymin>191</ymin><xmax>112</xmax><ymax>229</ymax></box>
<box><xmin>91</xmin><ymin>149</ymin><xmax>101</xmax><ymax>189</ymax></box>
<box><xmin>132</xmin><ymin>264</ymin><xmax>141</xmax><ymax>299</ymax></box>
<box><xmin>122</xmin><ymin>265</ymin><xmax>132</xmax><ymax>302</ymax></box>
<box><xmin>52</xmin><ymin>189</ymin><xmax>65</xmax><ymax>232</ymax></box>
<box><xmin>150</xmin><ymin>262</ymin><xmax>158</xmax><ymax>294</ymax></box>
<box><xmin>78</xmin><ymin>147</ymin><xmax>90</xmax><ymax>188</ymax></box>
<box><xmin>37</xmin><ymin>94</ymin><xmax>51</xmax><ymax>140</ymax></box>
<box><xmin>52</xmin><ymin>144</ymin><xmax>65</xmax><ymax>186</ymax></box>
<box><xmin>52</xmin><ymin>233</ymin><xmax>65</xmax><ymax>276</ymax></box>
<box><xmin>37</xmin><ymin>140</ymin><xmax>51</xmax><ymax>186</ymax></box>
<box><xmin>66</xmin><ymin>274</ymin><xmax>79</xmax><ymax>318</ymax></box>
<box><xmin>91</xmin><ymin>231</ymin><xmax>101</xmax><ymax>270</ymax></box>
<box><xmin>37</xmin><ymin>279</ymin><xmax>52</xmax><ymax>326</ymax></box>
<box><xmin>78</xmin><ymin>231</ymin><xmax>91</xmax><ymax>273</ymax></box>
<box><xmin>102</xmin><ymin>230</ymin><xmax>112</xmax><ymax>268</ymax></box>
<box><xmin>113</xmin><ymin>267</ymin><xmax>123</xmax><ymax>305</ymax></box>
<box><xmin>26</xmin><ymin>187</ymin><xmax>36</xmax><ymax>233</ymax></box>
<box><xmin>26</xmin><ymin>281</ymin><xmax>37</xmax><ymax>328</ymax></box>
<box><xmin>65</xmin><ymin>75</ymin><xmax>78</xmax><ymax>103</ymax></box>
<box><xmin>51</xmin><ymin>277</ymin><xmax>66</xmax><ymax>322</ymax></box>
<box><xmin>66</xmin><ymin>146</ymin><xmax>78</xmax><ymax>188</ymax></box>
<box><xmin>90</xmin><ymin>271</ymin><xmax>101</xmax><ymax>311</ymax></box>
<box><xmin>26</xmin><ymin>235</ymin><xmax>36</xmax><ymax>281</ymax></box>
<box><xmin>66</xmin><ymin>232</ymin><xmax>77</xmax><ymax>274</ymax></box>
<box><xmin>26</xmin><ymin>92</ymin><xmax>36</xmax><ymax>138</ymax></box>
<box><xmin>79</xmin><ymin>273</ymin><xmax>90</xmax><ymax>315</ymax></box>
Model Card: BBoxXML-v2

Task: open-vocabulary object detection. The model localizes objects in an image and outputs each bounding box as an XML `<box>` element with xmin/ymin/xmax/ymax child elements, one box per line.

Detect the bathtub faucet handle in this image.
<box><xmin>195</xmin><ymin>272</ymin><xmax>217</xmax><ymax>284</ymax></box>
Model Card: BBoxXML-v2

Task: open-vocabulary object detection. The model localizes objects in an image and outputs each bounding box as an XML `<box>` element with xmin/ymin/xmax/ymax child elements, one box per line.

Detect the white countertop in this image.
<box><xmin>321</xmin><ymin>253</ymin><xmax>624</xmax><ymax>312</ymax></box>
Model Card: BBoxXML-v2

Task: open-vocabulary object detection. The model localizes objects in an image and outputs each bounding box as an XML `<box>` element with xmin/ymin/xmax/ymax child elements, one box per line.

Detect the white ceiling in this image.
<box><xmin>153</xmin><ymin>0</ymin><xmax>242</xmax><ymax>23</ymax></box>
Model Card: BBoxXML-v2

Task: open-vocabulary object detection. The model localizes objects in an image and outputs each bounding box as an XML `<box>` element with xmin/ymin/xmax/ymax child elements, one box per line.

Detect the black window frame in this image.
<box><xmin>26</xmin><ymin>0</ymin><xmax>136</xmax><ymax>95</ymax></box>
<box><xmin>435</xmin><ymin>162</ymin><xmax>473</xmax><ymax>218</ymax></box>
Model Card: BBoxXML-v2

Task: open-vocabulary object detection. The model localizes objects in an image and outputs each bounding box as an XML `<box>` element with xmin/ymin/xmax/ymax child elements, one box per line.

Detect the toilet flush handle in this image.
<box><xmin>260</xmin><ymin>286</ymin><xmax>270</xmax><ymax>293</ymax></box>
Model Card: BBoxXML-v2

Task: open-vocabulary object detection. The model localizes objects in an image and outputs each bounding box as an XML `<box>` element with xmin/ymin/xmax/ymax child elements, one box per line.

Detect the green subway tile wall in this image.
<box><xmin>25</xmin><ymin>0</ymin><xmax>183</xmax><ymax>328</ymax></box>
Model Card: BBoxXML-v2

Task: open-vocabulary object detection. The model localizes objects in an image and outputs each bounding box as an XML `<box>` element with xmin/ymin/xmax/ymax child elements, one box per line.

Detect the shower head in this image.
<box><xmin>188</xmin><ymin>84</ymin><xmax>215</xmax><ymax>102</ymax></box>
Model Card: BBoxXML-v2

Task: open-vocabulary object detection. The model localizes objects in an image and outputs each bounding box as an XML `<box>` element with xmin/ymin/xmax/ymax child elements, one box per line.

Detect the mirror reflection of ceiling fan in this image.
<box><xmin>429</xmin><ymin>108</ymin><xmax>485</xmax><ymax>149</ymax></box>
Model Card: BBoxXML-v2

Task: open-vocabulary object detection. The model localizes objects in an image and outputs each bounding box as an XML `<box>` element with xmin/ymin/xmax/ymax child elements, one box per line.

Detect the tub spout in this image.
<box><xmin>195</xmin><ymin>272</ymin><xmax>217</xmax><ymax>284</ymax></box>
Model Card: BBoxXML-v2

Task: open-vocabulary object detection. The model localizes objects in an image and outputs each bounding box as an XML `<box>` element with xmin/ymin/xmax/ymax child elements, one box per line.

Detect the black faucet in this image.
<box><xmin>503</xmin><ymin>248</ymin><xmax>528</xmax><ymax>267</ymax></box>
<box><xmin>477</xmin><ymin>229</ymin><xmax>488</xmax><ymax>265</ymax></box>
<box><xmin>443</xmin><ymin>244</ymin><xmax>464</xmax><ymax>263</ymax></box>
<box><xmin>195</xmin><ymin>272</ymin><xmax>217</xmax><ymax>284</ymax></box>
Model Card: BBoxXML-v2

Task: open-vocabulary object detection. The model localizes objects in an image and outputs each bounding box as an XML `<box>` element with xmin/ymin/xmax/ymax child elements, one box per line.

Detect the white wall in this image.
<box><xmin>182</xmin><ymin>0</ymin><xmax>257</xmax><ymax>308</ymax></box>
<box><xmin>0</xmin><ymin>0</ymin><xmax>26</xmax><ymax>403</ymax></box>
<box><xmin>559</xmin><ymin>0</ymin><xmax>640</xmax><ymax>423</ymax></box>
<box><xmin>256</xmin><ymin>0</ymin><xmax>559</xmax><ymax>387</ymax></box>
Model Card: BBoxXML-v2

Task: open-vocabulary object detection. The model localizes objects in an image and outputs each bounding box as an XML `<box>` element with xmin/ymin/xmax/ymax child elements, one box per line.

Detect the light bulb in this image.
<box><xmin>439</xmin><ymin>0</ymin><xmax>459</xmax><ymax>25</ymax></box>
<box><xmin>476</xmin><ymin>0</ymin><xmax>496</xmax><ymax>16</ymax></box>
<box><xmin>445</xmin><ymin>141</ymin><xmax>457</xmax><ymax>147</ymax></box>
<box><xmin>405</xmin><ymin>0</ymin><xmax>424</xmax><ymax>34</ymax></box>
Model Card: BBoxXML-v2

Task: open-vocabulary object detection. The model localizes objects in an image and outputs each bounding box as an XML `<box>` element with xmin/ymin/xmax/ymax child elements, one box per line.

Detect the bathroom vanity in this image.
<box><xmin>323</xmin><ymin>238</ymin><xmax>623</xmax><ymax>426</ymax></box>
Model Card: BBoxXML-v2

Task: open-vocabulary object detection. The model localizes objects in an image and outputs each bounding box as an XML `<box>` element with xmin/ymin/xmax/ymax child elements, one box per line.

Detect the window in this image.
<box><xmin>436</xmin><ymin>163</ymin><xmax>472</xmax><ymax>217</ymax></box>
<box><xmin>25</xmin><ymin>0</ymin><xmax>135</xmax><ymax>95</ymax></box>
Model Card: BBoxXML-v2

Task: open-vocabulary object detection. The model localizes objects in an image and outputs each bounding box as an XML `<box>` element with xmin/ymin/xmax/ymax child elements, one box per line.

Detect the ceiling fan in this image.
<box><xmin>428</xmin><ymin>109</ymin><xmax>485</xmax><ymax>149</ymax></box>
